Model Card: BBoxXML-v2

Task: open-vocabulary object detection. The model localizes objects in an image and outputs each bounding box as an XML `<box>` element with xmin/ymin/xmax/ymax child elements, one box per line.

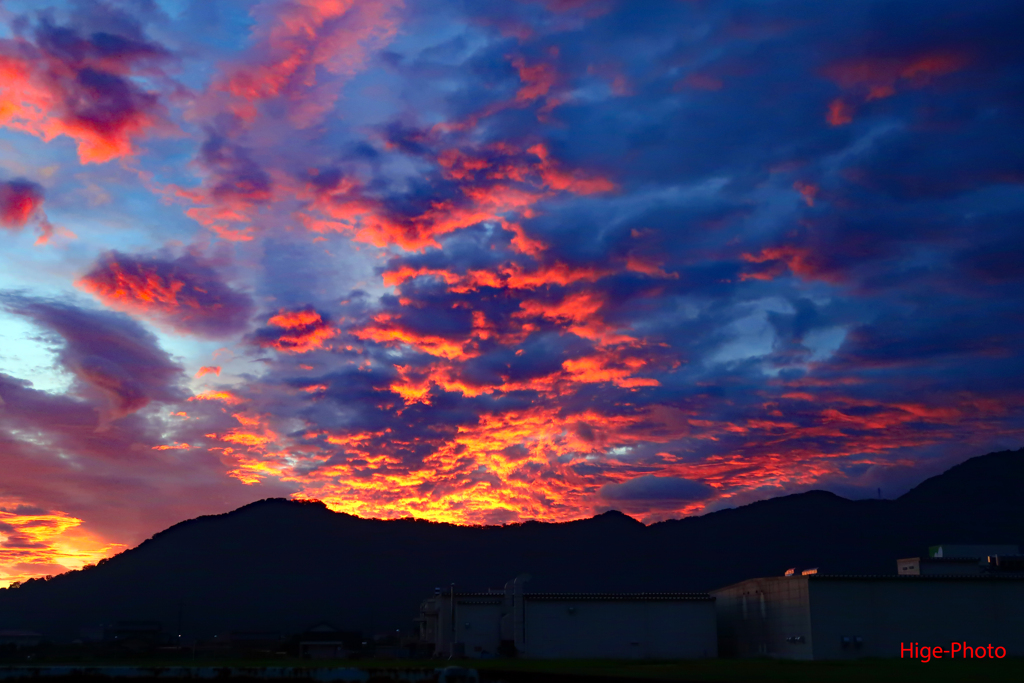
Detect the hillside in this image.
<box><xmin>1</xmin><ymin>448</ymin><xmax>1021</xmax><ymax>641</ymax></box>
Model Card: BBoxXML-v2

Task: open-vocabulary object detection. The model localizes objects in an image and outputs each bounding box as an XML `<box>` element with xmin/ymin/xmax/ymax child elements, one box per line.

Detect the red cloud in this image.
<box><xmin>195</xmin><ymin>366</ymin><xmax>221</xmax><ymax>378</ymax></box>
<box><xmin>355</xmin><ymin>313</ymin><xmax>479</xmax><ymax>360</ymax></box>
<box><xmin>678</xmin><ymin>73</ymin><xmax>724</xmax><ymax>91</ymax></box>
<box><xmin>823</xmin><ymin>50</ymin><xmax>970</xmax><ymax>125</ymax></box>
<box><xmin>826</xmin><ymin>98</ymin><xmax>853</xmax><ymax>126</ymax></box>
<box><xmin>0</xmin><ymin>179</ymin><xmax>56</xmax><ymax>245</ymax></box>
<box><xmin>76</xmin><ymin>251</ymin><xmax>254</xmax><ymax>338</ymax></box>
<box><xmin>0</xmin><ymin>180</ymin><xmax>43</xmax><ymax>227</ymax></box>
<box><xmin>254</xmin><ymin>308</ymin><xmax>338</xmax><ymax>354</ymax></box>
<box><xmin>189</xmin><ymin>390</ymin><xmax>245</xmax><ymax>406</ymax></box>
<box><xmin>825</xmin><ymin>52</ymin><xmax>969</xmax><ymax>98</ymax></box>
<box><xmin>210</xmin><ymin>0</ymin><xmax>403</xmax><ymax>127</ymax></box>
<box><xmin>793</xmin><ymin>181</ymin><xmax>819</xmax><ymax>207</ymax></box>
<box><xmin>513</xmin><ymin>56</ymin><xmax>559</xmax><ymax>104</ymax></box>
<box><xmin>0</xmin><ymin>21</ymin><xmax>170</xmax><ymax>163</ymax></box>
<box><xmin>741</xmin><ymin>245</ymin><xmax>842</xmax><ymax>284</ymax></box>
<box><xmin>303</xmin><ymin>141</ymin><xmax>614</xmax><ymax>251</ymax></box>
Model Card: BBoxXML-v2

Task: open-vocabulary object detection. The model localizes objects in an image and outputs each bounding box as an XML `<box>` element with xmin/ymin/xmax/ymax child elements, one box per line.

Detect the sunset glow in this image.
<box><xmin>0</xmin><ymin>0</ymin><xmax>1021</xmax><ymax>584</ymax></box>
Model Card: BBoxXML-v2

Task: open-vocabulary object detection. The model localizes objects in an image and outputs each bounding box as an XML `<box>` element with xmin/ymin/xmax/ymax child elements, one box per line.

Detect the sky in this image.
<box><xmin>1</xmin><ymin>0</ymin><xmax>1022</xmax><ymax>587</ymax></box>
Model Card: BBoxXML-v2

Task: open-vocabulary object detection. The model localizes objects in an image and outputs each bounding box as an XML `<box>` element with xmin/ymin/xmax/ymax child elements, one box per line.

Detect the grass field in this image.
<box><xmin>457</xmin><ymin>656</ymin><xmax>1024</xmax><ymax>682</ymax></box>
<box><xmin>3</xmin><ymin>656</ymin><xmax>1023</xmax><ymax>683</ymax></box>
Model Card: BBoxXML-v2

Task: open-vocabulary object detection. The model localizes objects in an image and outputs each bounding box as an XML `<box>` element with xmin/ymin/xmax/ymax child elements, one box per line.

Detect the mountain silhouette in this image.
<box><xmin>1</xmin><ymin>448</ymin><xmax>1021</xmax><ymax>642</ymax></box>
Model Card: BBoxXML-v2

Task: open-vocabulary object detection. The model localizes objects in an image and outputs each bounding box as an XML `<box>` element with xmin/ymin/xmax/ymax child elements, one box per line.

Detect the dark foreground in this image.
<box><xmin>1</xmin><ymin>658</ymin><xmax>1023</xmax><ymax>683</ymax></box>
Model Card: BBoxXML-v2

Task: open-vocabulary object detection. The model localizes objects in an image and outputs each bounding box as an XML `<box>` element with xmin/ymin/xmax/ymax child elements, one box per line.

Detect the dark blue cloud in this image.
<box><xmin>600</xmin><ymin>475</ymin><xmax>714</xmax><ymax>502</ymax></box>
<box><xmin>1</xmin><ymin>295</ymin><xmax>186</xmax><ymax>420</ymax></box>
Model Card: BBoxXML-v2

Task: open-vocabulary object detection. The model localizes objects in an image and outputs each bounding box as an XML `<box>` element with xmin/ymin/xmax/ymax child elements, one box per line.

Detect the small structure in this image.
<box><xmin>0</xmin><ymin>630</ymin><xmax>42</xmax><ymax>649</ymax></box>
<box><xmin>225</xmin><ymin>630</ymin><xmax>283</xmax><ymax>653</ymax></box>
<box><xmin>929</xmin><ymin>544</ymin><xmax>1019</xmax><ymax>558</ymax></box>
<box><xmin>299</xmin><ymin>641</ymin><xmax>352</xmax><ymax>660</ymax></box>
<box><xmin>298</xmin><ymin>622</ymin><xmax>355</xmax><ymax>660</ymax></box>
<box><xmin>711</xmin><ymin>571</ymin><xmax>1024</xmax><ymax>659</ymax></box>
<box><xmin>106</xmin><ymin>621</ymin><xmax>165</xmax><ymax>651</ymax></box>
<box><xmin>419</xmin><ymin>576</ymin><xmax>716</xmax><ymax>659</ymax></box>
<box><xmin>898</xmin><ymin>544</ymin><xmax>1022</xmax><ymax>575</ymax></box>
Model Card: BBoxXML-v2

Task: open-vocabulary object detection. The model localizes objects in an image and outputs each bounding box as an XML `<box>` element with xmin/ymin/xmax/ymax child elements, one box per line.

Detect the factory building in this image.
<box><xmin>418</xmin><ymin>576</ymin><xmax>716</xmax><ymax>659</ymax></box>
<box><xmin>897</xmin><ymin>544</ymin><xmax>1021</xmax><ymax>575</ymax></box>
<box><xmin>711</xmin><ymin>572</ymin><xmax>1024</xmax><ymax>659</ymax></box>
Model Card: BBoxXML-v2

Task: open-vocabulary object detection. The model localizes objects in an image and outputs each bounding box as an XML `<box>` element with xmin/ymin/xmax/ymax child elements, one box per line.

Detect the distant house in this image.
<box><xmin>0</xmin><ymin>630</ymin><xmax>42</xmax><ymax>649</ymax></box>
<box><xmin>298</xmin><ymin>622</ymin><xmax>355</xmax><ymax>660</ymax></box>
<box><xmin>300</xmin><ymin>641</ymin><xmax>352</xmax><ymax>660</ymax></box>
<box><xmin>106</xmin><ymin>621</ymin><xmax>165</xmax><ymax>650</ymax></box>
<box><xmin>419</xmin><ymin>576</ymin><xmax>716</xmax><ymax>659</ymax></box>
<box><xmin>711</xmin><ymin>572</ymin><xmax>1024</xmax><ymax>659</ymax></box>
<box><xmin>225</xmin><ymin>630</ymin><xmax>283</xmax><ymax>652</ymax></box>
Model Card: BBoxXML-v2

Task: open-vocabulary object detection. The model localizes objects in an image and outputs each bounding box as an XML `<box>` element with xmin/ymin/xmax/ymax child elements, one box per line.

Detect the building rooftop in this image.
<box><xmin>808</xmin><ymin>573</ymin><xmax>1024</xmax><ymax>580</ymax></box>
<box><xmin>445</xmin><ymin>591</ymin><xmax>713</xmax><ymax>601</ymax></box>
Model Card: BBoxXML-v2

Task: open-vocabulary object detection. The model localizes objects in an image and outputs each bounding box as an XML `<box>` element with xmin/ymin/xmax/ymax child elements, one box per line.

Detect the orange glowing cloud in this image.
<box><xmin>381</xmin><ymin>259</ymin><xmax>611</xmax><ymax>294</ymax></box>
<box><xmin>562</xmin><ymin>351</ymin><xmax>660</xmax><ymax>389</ymax></box>
<box><xmin>282</xmin><ymin>405</ymin><xmax>650</xmax><ymax>523</ymax></box>
<box><xmin>527</xmin><ymin>143</ymin><xmax>616</xmax><ymax>194</ymax></box>
<box><xmin>826</xmin><ymin>98</ymin><xmax>853</xmax><ymax>126</ymax></box>
<box><xmin>255</xmin><ymin>308</ymin><xmax>338</xmax><ymax>354</ymax></box>
<box><xmin>389</xmin><ymin>365</ymin><xmax>434</xmax><ymax>405</ymax></box>
<box><xmin>205</xmin><ymin>414</ymin><xmax>281</xmax><ymax>473</ymax></box>
<box><xmin>825</xmin><ymin>52</ymin><xmax>969</xmax><ymax>98</ymax></box>
<box><xmin>515</xmin><ymin>290</ymin><xmax>635</xmax><ymax>345</ymax></box>
<box><xmin>188</xmin><ymin>390</ymin><xmax>245</xmax><ymax>406</ymax></box>
<box><xmin>741</xmin><ymin>244</ymin><xmax>839</xmax><ymax>284</ymax></box>
<box><xmin>152</xmin><ymin>442</ymin><xmax>191</xmax><ymax>450</ymax></box>
<box><xmin>511</xmin><ymin>56</ymin><xmax>561</xmax><ymax>111</ymax></box>
<box><xmin>211</xmin><ymin>0</ymin><xmax>403</xmax><ymax>127</ymax></box>
<box><xmin>195</xmin><ymin>366</ymin><xmax>221</xmax><ymax>378</ymax></box>
<box><xmin>431</xmin><ymin>52</ymin><xmax>568</xmax><ymax>133</ymax></box>
<box><xmin>76</xmin><ymin>252</ymin><xmax>254</xmax><ymax>338</ymax></box>
<box><xmin>215</xmin><ymin>448</ymin><xmax>291</xmax><ymax>486</ymax></box>
<box><xmin>0</xmin><ymin>503</ymin><xmax>126</xmax><ymax>588</ymax></box>
<box><xmin>823</xmin><ymin>50</ymin><xmax>970</xmax><ymax>125</ymax></box>
<box><xmin>516</xmin><ymin>290</ymin><xmax>604</xmax><ymax>326</ymax></box>
<box><xmin>355</xmin><ymin>313</ymin><xmax>477</xmax><ymax>360</ymax></box>
<box><xmin>176</xmin><ymin>378</ymin><xmax>1014</xmax><ymax>526</ymax></box>
<box><xmin>0</xmin><ymin>178</ymin><xmax>62</xmax><ymax>246</ymax></box>
<box><xmin>0</xmin><ymin>28</ymin><xmax>170</xmax><ymax>164</ymax></box>
<box><xmin>793</xmin><ymin>181</ymin><xmax>819</xmax><ymax>207</ymax></box>
<box><xmin>625</xmin><ymin>253</ymin><xmax>678</xmax><ymax>279</ymax></box>
<box><xmin>303</xmin><ymin>141</ymin><xmax>613</xmax><ymax>252</ymax></box>
<box><xmin>0</xmin><ymin>179</ymin><xmax>44</xmax><ymax>228</ymax></box>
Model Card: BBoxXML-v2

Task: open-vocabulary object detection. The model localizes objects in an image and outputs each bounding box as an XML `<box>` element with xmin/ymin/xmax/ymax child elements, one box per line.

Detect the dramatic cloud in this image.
<box><xmin>251</xmin><ymin>308</ymin><xmax>338</xmax><ymax>354</ymax></box>
<box><xmin>0</xmin><ymin>10</ymin><xmax>173</xmax><ymax>163</ymax></box>
<box><xmin>600</xmin><ymin>476</ymin><xmax>715</xmax><ymax>503</ymax></box>
<box><xmin>77</xmin><ymin>251</ymin><xmax>254</xmax><ymax>338</ymax></box>
<box><xmin>0</xmin><ymin>179</ymin><xmax>55</xmax><ymax>244</ymax></box>
<box><xmin>1</xmin><ymin>295</ymin><xmax>186</xmax><ymax>421</ymax></box>
<box><xmin>0</xmin><ymin>179</ymin><xmax>44</xmax><ymax>228</ymax></box>
<box><xmin>1</xmin><ymin>0</ymin><xmax>1023</xmax><ymax>583</ymax></box>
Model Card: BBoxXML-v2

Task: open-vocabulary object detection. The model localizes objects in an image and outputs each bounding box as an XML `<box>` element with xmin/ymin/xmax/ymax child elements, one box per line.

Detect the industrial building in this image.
<box><xmin>711</xmin><ymin>572</ymin><xmax>1024</xmax><ymax>659</ymax></box>
<box><xmin>897</xmin><ymin>544</ymin><xmax>1021</xmax><ymax>575</ymax></box>
<box><xmin>418</xmin><ymin>576</ymin><xmax>716</xmax><ymax>659</ymax></box>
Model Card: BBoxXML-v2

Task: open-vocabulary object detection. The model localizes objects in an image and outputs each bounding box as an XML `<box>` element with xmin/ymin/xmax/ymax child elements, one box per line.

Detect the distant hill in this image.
<box><xmin>1</xmin><ymin>448</ymin><xmax>1021</xmax><ymax>641</ymax></box>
